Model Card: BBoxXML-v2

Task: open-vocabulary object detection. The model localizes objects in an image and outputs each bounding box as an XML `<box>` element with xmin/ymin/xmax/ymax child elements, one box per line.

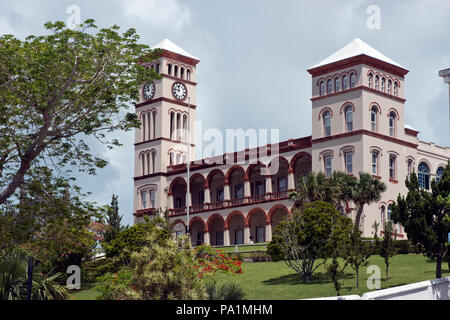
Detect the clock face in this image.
<box><xmin>172</xmin><ymin>82</ymin><xmax>187</xmax><ymax>100</ymax></box>
<box><xmin>143</xmin><ymin>83</ymin><xmax>155</xmax><ymax>100</ymax></box>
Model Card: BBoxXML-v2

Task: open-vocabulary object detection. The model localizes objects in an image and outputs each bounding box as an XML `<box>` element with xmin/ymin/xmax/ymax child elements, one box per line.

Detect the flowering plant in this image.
<box><xmin>193</xmin><ymin>244</ymin><xmax>243</xmax><ymax>277</ymax></box>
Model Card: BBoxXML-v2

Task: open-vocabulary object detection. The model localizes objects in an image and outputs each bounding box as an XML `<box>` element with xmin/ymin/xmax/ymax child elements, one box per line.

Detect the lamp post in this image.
<box><xmin>186</xmin><ymin>97</ymin><xmax>191</xmax><ymax>239</ymax></box>
<box><xmin>438</xmin><ymin>68</ymin><xmax>450</xmax><ymax>141</ymax></box>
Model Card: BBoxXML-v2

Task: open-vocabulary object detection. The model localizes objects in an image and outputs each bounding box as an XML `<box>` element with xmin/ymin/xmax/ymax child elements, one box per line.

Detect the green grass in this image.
<box><xmin>70</xmin><ymin>254</ymin><xmax>450</xmax><ymax>300</ymax></box>
<box><xmin>218</xmin><ymin>243</ymin><xmax>268</xmax><ymax>253</ymax></box>
<box><xmin>212</xmin><ymin>254</ymin><xmax>450</xmax><ymax>300</ymax></box>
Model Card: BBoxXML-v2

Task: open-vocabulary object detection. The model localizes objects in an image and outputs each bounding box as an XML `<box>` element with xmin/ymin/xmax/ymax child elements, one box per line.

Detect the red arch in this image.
<box><xmin>369</xmin><ymin>102</ymin><xmax>383</xmax><ymax>115</ymax></box>
<box><xmin>289</xmin><ymin>152</ymin><xmax>312</xmax><ymax>171</ymax></box>
<box><xmin>268</xmin><ymin>156</ymin><xmax>290</xmax><ymax>176</ymax></box>
<box><xmin>171</xmin><ymin>219</ymin><xmax>186</xmax><ymax>229</ymax></box>
<box><xmin>245</xmin><ymin>207</ymin><xmax>267</xmax><ymax>226</ymax></box>
<box><xmin>206</xmin><ymin>214</ymin><xmax>225</xmax><ymax>231</ymax></box>
<box><xmin>206</xmin><ymin>169</ymin><xmax>226</xmax><ymax>188</ymax></box>
<box><xmin>168</xmin><ymin>176</ymin><xmax>187</xmax><ymax>193</ymax></box>
<box><xmin>246</xmin><ymin>162</ymin><xmax>267</xmax><ymax>178</ymax></box>
<box><xmin>268</xmin><ymin>204</ymin><xmax>290</xmax><ymax>224</ymax></box>
<box><xmin>190</xmin><ymin>173</ymin><xmax>206</xmax><ymax>185</ymax></box>
<box><xmin>318</xmin><ymin>106</ymin><xmax>333</xmax><ymax>120</ymax></box>
<box><xmin>189</xmin><ymin>216</ymin><xmax>206</xmax><ymax>231</ymax></box>
<box><xmin>225</xmin><ymin>165</ymin><xmax>246</xmax><ymax>181</ymax></box>
<box><xmin>387</xmin><ymin>107</ymin><xmax>400</xmax><ymax>120</ymax></box>
<box><xmin>225</xmin><ymin>210</ymin><xmax>246</xmax><ymax>229</ymax></box>
<box><xmin>340</xmin><ymin>101</ymin><xmax>356</xmax><ymax>114</ymax></box>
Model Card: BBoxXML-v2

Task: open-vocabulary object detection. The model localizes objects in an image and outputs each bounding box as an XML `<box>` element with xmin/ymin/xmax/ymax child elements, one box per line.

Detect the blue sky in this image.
<box><xmin>1</xmin><ymin>0</ymin><xmax>449</xmax><ymax>226</ymax></box>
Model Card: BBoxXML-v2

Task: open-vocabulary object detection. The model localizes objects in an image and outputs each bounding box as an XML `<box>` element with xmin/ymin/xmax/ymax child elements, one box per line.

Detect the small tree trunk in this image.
<box><xmin>356</xmin><ymin>268</ymin><xmax>359</xmax><ymax>288</ymax></box>
<box><xmin>354</xmin><ymin>205</ymin><xmax>364</xmax><ymax>230</ymax></box>
<box><xmin>386</xmin><ymin>263</ymin><xmax>389</xmax><ymax>281</ymax></box>
<box><xmin>436</xmin><ymin>254</ymin><xmax>442</xmax><ymax>279</ymax></box>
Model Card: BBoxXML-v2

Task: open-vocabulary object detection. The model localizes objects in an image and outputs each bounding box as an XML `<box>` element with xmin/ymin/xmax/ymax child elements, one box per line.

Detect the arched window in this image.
<box><xmin>350</xmin><ymin>73</ymin><xmax>356</xmax><ymax>88</ymax></box>
<box><xmin>436</xmin><ymin>167</ymin><xmax>445</xmax><ymax>183</ymax></box>
<box><xmin>180</xmin><ymin>67</ymin><xmax>185</xmax><ymax>79</ymax></box>
<box><xmin>387</xmin><ymin>204</ymin><xmax>392</xmax><ymax>221</ymax></box>
<box><xmin>407</xmin><ymin>159</ymin><xmax>413</xmax><ymax>179</ymax></box>
<box><xmin>345</xmin><ymin>106</ymin><xmax>353</xmax><ymax>132</ymax></box>
<box><xmin>182</xmin><ymin>154</ymin><xmax>187</xmax><ymax>164</ymax></box>
<box><xmin>182</xmin><ymin>114</ymin><xmax>187</xmax><ymax>142</ymax></box>
<box><xmin>323</xmin><ymin>111</ymin><xmax>331</xmax><ymax>137</ymax></box>
<box><xmin>168</xmin><ymin>63</ymin><xmax>172</xmax><ymax>75</ymax></box>
<box><xmin>381</xmin><ymin>205</ymin><xmax>386</xmax><ymax>226</ymax></box>
<box><xmin>387</xmin><ymin>79</ymin><xmax>392</xmax><ymax>95</ymax></box>
<box><xmin>389</xmin><ymin>111</ymin><xmax>396</xmax><ymax>137</ymax></box>
<box><xmin>174</xmin><ymin>65</ymin><xmax>179</xmax><ymax>77</ymax></box>
<box><xmin>170</xmin><ymin>151</ymin><xmax>175</xmax><ymax>165</ymax></box>
<box><xmin>156</xmin><ymin>63</ymin><xmax>160</xmax><ymax>74</ymax></box>
<box><xmin>176</xmin><ymin>113</ymin><xmax>181</xmax><ymax>141</ymax></box>
<box><xmin>418</xmin><ymin>162</ymin><xmax>430</xmax><ymax>190</ymax></box>
<box><xmin>141</xmin><ymin>154</ymin><xmax>146</xmax><ymax>176</ymax></box>
<box><xmin>152</xmin><ymin>110</ymin><xmax>156</xmax><ymax>140</ymax></box>
<box><xmin>342</xmin><ymin>75</ymin><xmax>348</xmax><ymax>90</ymax></box>
<box><xmin>368</xmin><ymin>73</ymin><xmax>373</xmax><ymax>88</ymax></box>
<box><xmin>375</xmin><ymin>75</ymin><xmax>379</xmax><ymax>90</ymax></box>
<box><xmin>141</xmin><ymin>113</ymin><xmax>147</xmax><ymax>141</ymax></box>
<box><xmin>187</xmin><ymin>69</ymin><xmax>191</xmax><ymax>81</ymax></box>
<box><xmin>150</xmin><ymin>151</ymin><xmax>156</xmax><ymax>174</ymax></box>
<box><xmin>381</xmin><ymin>77</ymin><xmax>386</xmax><ymax>92</ymax></box>
<box><xmin>319</xmin><ymin>81</ymin><xmax>325</xmax><ymax>96</ymax></box>
<box><xmin>324</xmin><ymin>155</ymin><xmax>332</xmax><ymax>177</ymax></box>
<box><xmin>334</xmin><ymin>77</ymin><xmax>340</xmax><ymax>92</ymax></box>
<box><xmin>393</xmin><ymin>81</ymin><xmax>398</xmax><ymax>96</ymax></box>
<box><xmin>176</xmin><ymin>153</ymin><xmax>181</xmax><ymax>165</ymax></box>
<box><xmin>371</xmin><ymin>151</ymin><xmax>379</xmax><ymax>175</ymax></box>
<box><xmin>371</xmin><ymin>105</ymin><xmax>378</xmax><ymax>132</ymax></box>
<box><xmin>327</xmin><ymin>79</ymin><xmax>332</xmax><ymax>94</ymax></box>
<box><xmin>389</xmin><ymin>155</ymin><xmax>396</xmax><ymax>180</ymax></box>
<box><xmin>170</xmin><ymin>111</ymin><xmax>175</xmax><ymax>140</ymax></box>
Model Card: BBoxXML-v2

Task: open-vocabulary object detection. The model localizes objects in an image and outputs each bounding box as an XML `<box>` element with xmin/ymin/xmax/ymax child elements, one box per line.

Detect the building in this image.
<box><xmin>133</xmin><ymin>38</ymin><xmax>450</xmax><ymax>244</ymax></box>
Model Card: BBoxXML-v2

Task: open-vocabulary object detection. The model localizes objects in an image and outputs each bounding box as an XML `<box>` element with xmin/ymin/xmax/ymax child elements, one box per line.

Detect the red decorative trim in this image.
<box><xmin>245</xmin><ymin>207</ymin><xmax>267</xmax><ymax>226</ymax></box>
<box><xmin>289</xmin><ymin>151</ymin><xmax>312</xmax><ymax>170</ymax></box>
<box><xmin>225</xmin><ymin>165</ymin><xmax>246</xmax><ymax>181</ymax></box>
<box><xmin>160</xmin><ymin>73</ymin><xmax>197</xmax><ymax>86</ymax></box>
<box><xmin>307</xmin><ymin>54</ymin><xmax>408</xmax><ymax>78</ymax></box>
<box><xmin>225</xmin><ymin>210</ymin><xmax>246</xmax><ymax>229</ymax></box>
<box><xmin>135</xmin><ymin>97</ymin><xmax>197</xmax><ymax>109</ymax></box>
<box><xmin>340</xmin><ymin>101</ymin><xmax>356</xmax><ymax>114</ymax></box>
<box><xmin>267</xmin><ymin>204</ymin><xmax>290</xmax><ymax>224</ymax></box>
<box><xmin>168</xmin><ymin>176</ymin><xmax>187</xmax><ymax>193</ymax></box>
<box><xmin>369</xmin><ymin>102</ymin><xmax>383</xmax><ymax>115</ymax></box>
<box><xmin>318</xmin><ymin>106</ymin><xmax>334</xmax><ymax>119</ymax></box>
<box><xmin>189</xmin><ymin>216</ymin><xmax>206</xmax><ymax>230</ymax></box>
<box><xmin>135</xmin><ymin>137</ymin><xmax>195</xmax><ymax>147</ymax></box>
<box><xmin>386</xmin><ymin>107</ymin><xmax>400</xmax><ymax>120</ymax></box>
<box><xmin>206</xmin><ymin>214</ymin><xmax>225</xmax><ymax>231</ymax></box>
<box><xmin>311</xmin><ymin>85</ymin><xmax>406</xmax><ymax>103</ymax></box>
<box><xmin>160</xmin><ymin>49</ymin><xmax>200</xmax><ymax>66</ymax></box>
<box><xmin>389</xmin><ymin>179</ymin><xmax>398</xmax><ymax>184</ymax></box>
<box><xmin>405</xmin><ymin>127</ymin><xmax>419</xmax><ymax>137</ymax></box>
<box><xmin>372</xmin><ymin>175</ymin><xmax>382</xmax><ymax>180</ymax></box>
<box><xmin>171</xmin><ymin>219</ymin><xmax>186</xmax><ymax>228</ymax></box>
<box><xmin>190</xmin><ymin>173</ymin><xmax>206</xmax><ymax>185</ymax></box>
<box><xmin>311</xmin><ymin>129</ymin><xmax>418</xmax><ymax>149</ymax></box>
<box><xmin>206</xmin><ymin>169</ymin><xmax>226</xmax><ymax>186</ymax></box>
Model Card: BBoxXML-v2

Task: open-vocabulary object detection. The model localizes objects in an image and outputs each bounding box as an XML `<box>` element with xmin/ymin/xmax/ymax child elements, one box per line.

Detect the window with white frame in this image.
<box><xmin>418</xmin><ymin>162</ymin><xmax>430</xmax><ymax>190</ymax></box>
<box><xmin>368</xmin><ymin>73</ymin><xmax>373</xmax><ymax>88</ymax></box>
<box><xmin>323</xmin><ymin>110</ymin><xmax>331</xmax><ymax>137</ymax></box>
<box><xmin>327</xmin><ymin>79</ymin><xmax>332</xmax><ymax>94</ymax></box>
<box><xmin>350</xmin><ymin>73</ymin><xmax>356</xmax><ymax>88</ymax></box>
<box><xmin>436</xmin><ymin>167</ymin><xmax>445</xmax><ymax>183</ymax></box>
<box><xmin>320</xmin><ymin>81</ymin><xmax>325</xmax><ymax>96</ymax></box>
<box><xmin>371</xmin><ymin>151</ymin><xmax>379</xmax><ymax>175</ymax></box>
<box><xmin>389</xmin><ymin>155</ymin><xmax>396</xmax><ymax>180</ymax></box>
<box><xmin>407</xmin><ymin>159</ymin><xmax>413</xmax><ymax>179</ymax></box>
<box><xmin>345</xmin><ymin>106</ymin><xmax>353</xmax><ymax>132</ymax></box>
<box><xmin>381</xmin><ymin>77</ymin><xmax>385</xmax><ymax>92</ymax></box>
<box><xmin>371</xmin><ymin>106</ymin><xmax>378</xmax><ymax>132</ymax></box>
<box><xmin>342</xmin><ymin>75</ymin><xmax>348</xmax><ymax>90</ymax></box>
<box><xmin>140</xmin><ymin>190</ymin><xmax>147</xmax><ymax>209</ymax></box>
<box><xmin>375</xmin><ymin>75</ymin><xmax>379</xmax><ymax>90</ymax></box>
<box><xmin>345</xmin><ymin>152</ymin><xmax>353</xmax><ymax>174</ymax></box>
<box><xmin>324</xmin><ymin>156</ymin><xmax>332</xmax><ymax>177</ymax></box>
<box><xmin>389</xmin><ymin>111</ymin><xmax>396</xmax><ymax>137</ymax></box>
<box><xmin>393</xmin><ymin>81</ymin><xmax>398</xmax><ymax>96</ymax></box>
<box><xmin>387</xmin><ymin>79</ymin><xmax>392</xmax><ymax>94</ymax></box>
<box><xmin>334</xmin><ymin>77</ymin><xmax>340</xmax><ymax>92</ymax></box>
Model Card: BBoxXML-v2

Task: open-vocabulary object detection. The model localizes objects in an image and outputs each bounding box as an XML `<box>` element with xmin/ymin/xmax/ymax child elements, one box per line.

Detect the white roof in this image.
<box><xmin>405</xmin><ymin>124</ymin><xmax>419</xmax><ymax>131</ymax></box>
<box><xmin>310</xmin><ymin>38</ymin><xmax>404</xmax><ymax>69</ymax></box>
<box><xmin>151</xmin><ymin>38</ymin><xmax>199</xmax><ymax>60</ymax></box>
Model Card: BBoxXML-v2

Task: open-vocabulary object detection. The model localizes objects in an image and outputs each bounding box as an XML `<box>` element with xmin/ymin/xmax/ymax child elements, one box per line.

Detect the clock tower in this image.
<box><xmin>133</xmin><ymin>39</ymin><xmax>200</xmax><ymax>222</ymax></box>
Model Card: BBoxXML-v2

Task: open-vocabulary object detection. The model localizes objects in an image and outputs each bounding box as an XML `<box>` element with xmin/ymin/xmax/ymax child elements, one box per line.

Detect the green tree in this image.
<box><xmin>374</xmin><ymin>221</ymin><xmax>397</xmax><ymax>281</ymax></box>
<box><xmin>352</xmin><ymin>172</ymin><xmax>387</xmax><ymax>230</ymax></box>
<box><xmin>267</xmin><ymin>201</ymin><xmax>353</xmax><ymax>283</ymax></box>
<box><xmin>0</xmin><ymin>19</ymin><xmax>160</xmax><ymax>206</ymax></box>
<box><xmin>102</xmin><ymin>234</ymin><xmax>206</xmax><ymax>300</ymax></box>
<box><xmin>391</xmin><ymin>164</ymin><xmax>450</xmax><ymax>279</ymax></box>
<box><xmin>103</xmin><ymin>194</ymin><xmax>123</xmax><ymax>243</ymax></box>
<box><xmin>346</xmin><ymin>226</ymin><xmax>372</xmax><ymax>288</ymax></box>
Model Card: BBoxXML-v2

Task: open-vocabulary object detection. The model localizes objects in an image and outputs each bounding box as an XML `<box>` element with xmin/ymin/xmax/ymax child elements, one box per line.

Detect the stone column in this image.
<box><xmin>224</xmin><ymin>228</ymin><xmax>230</xmax><ymax>246</ymax></box>
<box><xmin>244</xmin><ymin>178</ymin><xmax>251</xmax><ymax>203</ymax></box>
<box><xmin>167</xmin><ymin>193</ymin><xmax>173</xmax><ymax>209</ymax></box>
<box><xmin>288</xmin><ymin>168</ymin><xmax>295</xmax><ymax>190</ymax></box>
<box><xmin>265</xmin><ymin>175</ymin><xmax>272</xmax><ymax>200</ymax></box>
<box><xmin>265</xmin><ymin>222</ymin><xmax>272</xmax><ymax>243</ymax></box>
<box><xmin>244</xmin><ymin>225</ymin><xmax>251</xmax><ymax>244</ymax></box>
<box><xmin>203</xmin><ymin>231</ymin><xmax>210</xmax><ymax>245</ymax></box>
<box><xmin>224</xmin><ymin>182</ymin><xmax>231</xmax><ymax>201</ymax></box>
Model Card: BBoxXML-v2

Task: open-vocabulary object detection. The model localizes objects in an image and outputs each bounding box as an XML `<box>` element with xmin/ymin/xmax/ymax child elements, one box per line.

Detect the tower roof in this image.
<box><xmin>152</xmin><ymin>38</ymin><xmax>199</xmax><ymax>61</ymax></box>
<box><xmin>311</xmin><ymin>38</ymin><xmax>404</xmax><ymax>69</ymax></box>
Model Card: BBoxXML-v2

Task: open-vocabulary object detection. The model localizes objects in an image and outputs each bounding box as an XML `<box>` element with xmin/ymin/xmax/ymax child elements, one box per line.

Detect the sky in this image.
<box><xmin>1</xmin><ymin>0</ymin><xmax>449</xmax><ymax>226</ymax></box>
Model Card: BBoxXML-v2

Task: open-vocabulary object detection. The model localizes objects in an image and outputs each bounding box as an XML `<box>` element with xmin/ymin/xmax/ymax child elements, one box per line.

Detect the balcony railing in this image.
<box><xmin>270</xmin><ymin>190</ymin><xmax>289</xmax><ymax>200</ymax></box>
<box><xmin>228</xmin><ymin>197</ymin><xmax>244</xmax><ymax>206</ymax></box>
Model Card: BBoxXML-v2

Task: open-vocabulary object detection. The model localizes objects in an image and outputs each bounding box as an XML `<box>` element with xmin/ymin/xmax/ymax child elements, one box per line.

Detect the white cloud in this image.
<box><xmin>120</xmin><ymin>0</ymin><xmax>191</xmax><ymax>32</ymax></box>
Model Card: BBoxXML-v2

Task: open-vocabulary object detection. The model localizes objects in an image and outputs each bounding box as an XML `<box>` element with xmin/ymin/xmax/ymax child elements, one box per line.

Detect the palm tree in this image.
<box><xmin>352</xmin><ymin>172</ymin><xmax>387</xmax><ymax>230</ymax></box>
<box><xmin>289</xmin><ymin>171</ymin><xmax>356</xmax><ymax>210</ymax></box>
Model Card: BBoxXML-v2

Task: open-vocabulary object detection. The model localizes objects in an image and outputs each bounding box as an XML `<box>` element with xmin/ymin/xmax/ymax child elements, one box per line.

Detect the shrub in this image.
<box><xmin>82</xmin><ymin>257</ymin><xmax>121</xmax><ymax>283</ymax></box>
<box><xmin>205</xmin><ymin>281</ymin><xmax>246</xmax><ymax>300</ymax></box>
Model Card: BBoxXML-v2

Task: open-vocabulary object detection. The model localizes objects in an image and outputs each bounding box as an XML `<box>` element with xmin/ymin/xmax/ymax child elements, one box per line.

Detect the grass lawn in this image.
<box><xmin>70</xmin><ymin>254</ymin><xmax>450</xmax><ymax>300</ymax></box>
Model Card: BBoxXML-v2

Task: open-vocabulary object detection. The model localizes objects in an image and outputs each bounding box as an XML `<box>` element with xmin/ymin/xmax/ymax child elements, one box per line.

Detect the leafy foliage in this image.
<box><xmin>0</xmin><ymin>19</ymin><xmax>160</xmax><ymax>207</ymax></box>
<box><xmin>103</xmin><ymin>194</ymin><xmax>123</xmax><ymax>243</ymax></box>
<box><xmin>391</xmin><ymin>164</ymin><xmax>450</xmax><ymax>278</ymax></box>
<box><xmin>267</xmin><ymin>201</ymin><xmax>353</xmax><ymax>283</ymax></box>
<box><xmin>205</xmin><ymin>281</ymin><xmax>246</xmax><ymax>300</ymax></box>
<box><xmin>373</xmin><ymin>221</ymin><xmax>397</xmax><ymax>281</ymax></box>
<box><xmin>346</xmin><ymin>226</ymin><xmax>372</xmax><ymax>288</ymax></box>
